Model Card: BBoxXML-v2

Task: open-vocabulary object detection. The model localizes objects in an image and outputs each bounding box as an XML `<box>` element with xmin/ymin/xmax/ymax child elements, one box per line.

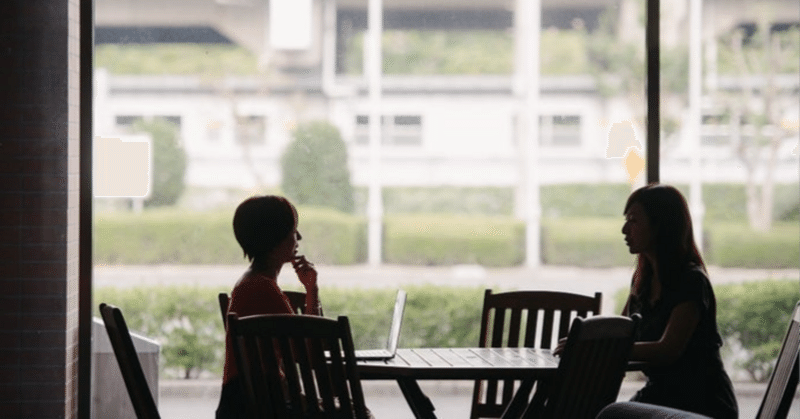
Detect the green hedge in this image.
<box><xmin>542</xmin><ymin>217</ymin><xmax>634</xmax><ymax>267</ymax></box>
<box><xmin>296</xmin><ymin>207</ymin><xmax>366</xmax><ymax>264</ymax></box>
<box><xmin>95</xmin><ymin>285</ymin><xmax>228</xmax><ymax>378</ymax></box>
<box><xmin>97</xmin><ymin>281</ymin><xmax>799</xmax><ymax>381</ymax></box>
<box><xmin>383</xmin><ymin>214</ymin><xmax>525</xmax><ymax>266</ymax></box>
<box><xmin>95</xmin><ymin>285</ymin><xmax>487</xmax><ymax>378</ymax></box>
<box><xmin>705</xmin><ymin>222</ymin><xmax>799</xmax><ymax>268</ymax></box>
<box><xmin>716</xmin><ymin>280</ymin><xmax>800</xmax><ymax>382</ymax></box>
<box><xmin>382</xmin><ymin>187</ymin><xmax>515</xmax><ymax>216</ymax></box>
<box><xmin>320</xmin><ymin>285</ymin><xmax>486</xmax><ymax>348</ymax></box>
<box><xmin>94</xmin><ymin>207</ymin><xmax>366</xmax><ymax>265</ymax></box>
<box><xmin>94</xmin><ymin>210</ymin><xmax>240</xmax><ymax>265</ymax></box>
<box><xmin>94</xmin><ymin>209</ymin><xmax>798</xmax><ymax>268</ymax></box>
<box><xmin>370</xmin><ymin>183</ymin><xmax>799</xmax><ymax>222</ymax></box>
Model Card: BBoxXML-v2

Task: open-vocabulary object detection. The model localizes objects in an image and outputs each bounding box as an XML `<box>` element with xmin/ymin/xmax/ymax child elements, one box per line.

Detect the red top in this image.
<box><xmin>221</xmin><ymin>272</ymin><xmax>293</xmax><ymax>384</ymax></box>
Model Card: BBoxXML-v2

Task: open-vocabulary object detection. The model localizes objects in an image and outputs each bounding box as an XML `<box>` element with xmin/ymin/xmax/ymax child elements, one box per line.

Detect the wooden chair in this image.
<box><xmin>227</xmin><ymin>313</ymin><xmax>370</xmax><ymax>419</ymax></box>
<box><xmin>99</xmin><ymin>303</ymin><xmax>161</xmax><ymax>419</ymax></box>
<box><xmin>597</xmin><ymin>300</ymin><xmax>799</xmax><ymax>419</ymax></box>
<box><xmin>471</xmin><ymin>289</ymin><xmax>602</xmax><ymax>418</ymax></box>
<box><xmin>218</xmin><ymin>291</ymin><xmax>316</xmax><ymax>324</ymax></box>
<box><xmin>505</xmin><ymin>314</ymin><xmax>638</xmax><ymax>419</ymax></box>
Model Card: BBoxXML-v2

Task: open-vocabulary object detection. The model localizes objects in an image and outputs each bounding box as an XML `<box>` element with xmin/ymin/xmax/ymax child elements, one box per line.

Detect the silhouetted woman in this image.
<box><xmin>621</xmin><ymin>184</ymin><xmax>738</xmax><ymax>418</ymax></box>
<box><xmin>216</xmin><ymin>195</ymin><xmax>320</xmax><ymax>419</ymax></box>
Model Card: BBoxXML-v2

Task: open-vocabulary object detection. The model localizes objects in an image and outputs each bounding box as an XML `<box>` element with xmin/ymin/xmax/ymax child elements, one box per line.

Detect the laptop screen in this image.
<box><xmin>384</xmin><ymin>290</ymin><xmax>407</xmax><ymax>353</ymax></box>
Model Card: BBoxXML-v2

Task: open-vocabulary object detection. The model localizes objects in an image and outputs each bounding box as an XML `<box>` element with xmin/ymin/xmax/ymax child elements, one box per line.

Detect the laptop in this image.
<box><xmin>353</xmin><ymin>289</ymin><xmax>407</xmax><ymax>361</ymax></box>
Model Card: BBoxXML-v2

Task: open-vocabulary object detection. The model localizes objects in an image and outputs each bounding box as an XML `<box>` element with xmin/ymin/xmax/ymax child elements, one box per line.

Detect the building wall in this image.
<box><xmin>0</xmin><ymin>1</ymin><xmax>81</xmax><ymax>418</ymax></box>
<box><xmin>94</xmin><ymin>72</ymin><xmax>799</xmax><ymax>194</ymax></box>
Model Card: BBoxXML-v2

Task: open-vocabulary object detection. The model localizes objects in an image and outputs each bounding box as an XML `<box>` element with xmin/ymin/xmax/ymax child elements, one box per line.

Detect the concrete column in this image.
<box><xmin>366</xmin><ymin>0</ymin><xmax>383</xmax><ymax>266</ymax></box>
<box><xmin>0</xmin><ymin>1</ymin><xmax>82</xmax><ymax>418</ymax></box>
<box><xmin>515</xmin><ymin>0</ymin><xmax>542</xmax><ymax>268</ymax></box>
<box><xmin>689</xmin><ymin>0</ymin><xmax>705</xmax><ymax>251</ymax></box>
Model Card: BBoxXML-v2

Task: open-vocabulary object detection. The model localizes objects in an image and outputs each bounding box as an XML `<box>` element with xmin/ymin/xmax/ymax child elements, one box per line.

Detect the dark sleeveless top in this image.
<box><xmin>627</xmin><ymin>265</ymin><xmax>739</xmax><ymax>419</ymax></box>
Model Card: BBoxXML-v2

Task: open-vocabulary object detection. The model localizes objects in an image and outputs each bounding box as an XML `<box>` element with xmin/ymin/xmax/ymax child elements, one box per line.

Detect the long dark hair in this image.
<box><xmin>625</xmin><ymin>184</ymin><xmax>705</xmax><ymax>303</ymax></box>
<box><xmin>232</xmin><ymin>195</ymin><xmax>297</xmax><ymax>261</ymax></box>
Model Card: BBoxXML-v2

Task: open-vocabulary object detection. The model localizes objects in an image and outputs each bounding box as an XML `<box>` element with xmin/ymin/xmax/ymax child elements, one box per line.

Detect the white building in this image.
<box><xmin>93</xmin><ymin>0</ymin><xmax>799</xmax><ymax>193</ymax></box>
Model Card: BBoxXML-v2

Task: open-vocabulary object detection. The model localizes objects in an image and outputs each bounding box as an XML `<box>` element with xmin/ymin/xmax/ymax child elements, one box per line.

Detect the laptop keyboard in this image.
<box><xmin>355</xmin><ymin>349</ymin><xmax>389</xmax><ymax>357</ymax></box>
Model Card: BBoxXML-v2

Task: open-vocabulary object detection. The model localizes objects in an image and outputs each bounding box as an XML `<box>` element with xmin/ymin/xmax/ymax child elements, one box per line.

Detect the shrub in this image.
<box><xmin>94</xmin><ymin>209</ymin><xmax>241</xmax><ymax>265</ymax></box>
<box><xmin>281</xmin><ymin>121</ymin><xmax>355</xmax><ymax>213</ymax></box>
<box><xmin>540</xmin><ymin>184</ymin><xmax>633</xmax><ymax>218</ymax></box>
<box><xmin>383</xmin><ymin>214</ymin><xmax>525</xmax><ymax>266</ymax></box>
<box><xmin>297</xmin><ymin>206</ymin><xmax>367</xmax><ymax>264</ymax></box>
<box><xmin>716</xmin><ymin>280</ymin><xmax>800</xmax><ymax>382</ymax></box>
<box><xmin>320</xmin><ymin>285</ymin><xmax>486</xmax><ymax>348</ymax></box>
<box><xmin>541</xmin><ymin>217</ymin><xmax>634</xmax><ymax>267</ymax></box>
<box><xmin>382</xmin><ymin>186</ymin><xmax>515</xmax><ymax>216</ymax></box>
<box><xmin>94</xmin><ymin>206</ymin><xmax>366</xmax><ymax>265</ymax></box>
<box><xmin>95</xmin><ymin>285</ymin><xmax>490</xmax><ymax>378</ymax></box>
<box><xmin>131</xmin><ymin>118</ymin><xmax>187</xmax><ymax>208</ymax></box>
<box><xmin>705</xmin><ymin>221</ymin><xmax>799</xmax><ymax>268</ymax></box>
<box><xmin>95</xmin><ymin>286</ymin><xmax>227</xmax><ymax>379</ymax></box>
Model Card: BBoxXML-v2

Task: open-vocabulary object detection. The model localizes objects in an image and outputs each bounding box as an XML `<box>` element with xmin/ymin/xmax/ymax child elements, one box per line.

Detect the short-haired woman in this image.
<box><xmin>216</xmin><ymin>195</ymin><xmax>320</xmax><ymax>419</ymax></box>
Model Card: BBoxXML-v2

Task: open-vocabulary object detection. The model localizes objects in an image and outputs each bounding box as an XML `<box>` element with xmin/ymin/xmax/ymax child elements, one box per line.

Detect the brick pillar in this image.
<box><xmin>0</xmin><ymin>1</ymin><xmax>82</xmax><ymax>418</ymax></box>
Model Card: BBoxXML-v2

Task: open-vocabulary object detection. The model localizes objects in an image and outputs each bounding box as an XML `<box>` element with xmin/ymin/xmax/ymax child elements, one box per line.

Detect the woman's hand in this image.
<box><xmin>553</xmin><ymin>337</ymin><xmax>568</xmax><ymax>356</ymax></box>
<box><xmin>291</xmin><ymin>255</ymin><xmax>317</xmax><ymax>289</ymax></box>
<box><xmin>292</xmin><ymin>255</ymin><xmax>321</xmax><ymax>315</ymax></box>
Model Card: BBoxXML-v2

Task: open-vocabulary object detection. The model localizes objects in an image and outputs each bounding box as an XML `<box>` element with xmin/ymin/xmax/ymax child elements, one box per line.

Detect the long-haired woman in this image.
<box><xmin>621</xmin><ymin>184</ymin><xmax>738</xmax><ymax>418</ymax></box>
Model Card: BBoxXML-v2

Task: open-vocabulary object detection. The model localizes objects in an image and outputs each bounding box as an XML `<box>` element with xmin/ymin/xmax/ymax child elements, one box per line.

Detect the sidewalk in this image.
<box><xmin>158</xmin><ymin>377</ymin><xmax>777</xmax><ymax>400</ymax></box>
<box><xmin>156</xmin><ymin>377</ymin><xmax>797</xmax><ymax>419</ymax></box>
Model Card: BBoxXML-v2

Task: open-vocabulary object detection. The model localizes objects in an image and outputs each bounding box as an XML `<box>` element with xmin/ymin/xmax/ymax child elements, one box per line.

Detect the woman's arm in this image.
<box><xmin>629</xmin><ymin>301</ymin><xmax>700</xmax><ymax>365</ymax></box>
<box><xmin>292</xmin><ymin>255</ymin><xmax>321</xmax><ymax>315</ymax></box>
<box><xmin>621</xmin><ymin>294</ymin><xmax>632</xmax><ymax>316</ymax></box>
<box><xmin>304</xmin><ymin>284</ymin><xmax>321</xmax><ymax>315</ymax></box>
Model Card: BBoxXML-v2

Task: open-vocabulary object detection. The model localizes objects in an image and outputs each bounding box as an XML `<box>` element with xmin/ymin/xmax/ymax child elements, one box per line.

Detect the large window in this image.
<box><xmin>90</xmin><ymin>1</ymin><xmax>799</xmax><ymax>418</ymax></box>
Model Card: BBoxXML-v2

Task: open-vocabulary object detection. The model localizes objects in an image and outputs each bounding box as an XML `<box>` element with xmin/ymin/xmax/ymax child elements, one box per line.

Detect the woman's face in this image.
<box><xmin>272</xmin><ymin>227</ymin><xmax>301</xmax><ymax>264</ymax></box>
<box><xmin>622</xmin><ymin>202</ymin><xmax>654</xmax><ymax>255</ymax></box>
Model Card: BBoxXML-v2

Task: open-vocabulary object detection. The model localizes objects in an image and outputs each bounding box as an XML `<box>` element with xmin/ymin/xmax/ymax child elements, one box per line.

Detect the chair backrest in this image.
<box><xmin>524</xmin><ymin>315</ymin><xmax>637</xmax><ymax>419</ymax></box>
<box><xmin>472</xmin><ymin>289</ymin><xmax>602</xmax><ymax>418</ymax></box>
<box><xmin>218</xmin><ymin>291</ymin><xmax>314</xmax><ymax>324</ymax></box>
<box><xmin>756</xmin><ymin>300</ymin><xmax>800</xmax><ymax>419</ymax></box>
<box><xmin>99</xmin><ymin>303</ymin><xmax>161</xmax><ymax>419</ymax></box>
<box><xmin>228</xmin><ymin>313</ymin><xmax>369</xmax><ymax>419</ymax></box>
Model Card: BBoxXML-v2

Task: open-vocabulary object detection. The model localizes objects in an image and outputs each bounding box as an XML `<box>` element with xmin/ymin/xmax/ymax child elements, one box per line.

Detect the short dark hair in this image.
<box><xmin>232</xmin><ymin>195</ymin><xmax>297</xmax><ymax>261</ymax></box>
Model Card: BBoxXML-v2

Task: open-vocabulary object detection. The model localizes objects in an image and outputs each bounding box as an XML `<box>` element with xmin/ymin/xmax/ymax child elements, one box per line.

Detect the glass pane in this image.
<box><xmin>92</xmin><ymin>1</ymin><xmax>797</xmax><ymax>418</ymax></box>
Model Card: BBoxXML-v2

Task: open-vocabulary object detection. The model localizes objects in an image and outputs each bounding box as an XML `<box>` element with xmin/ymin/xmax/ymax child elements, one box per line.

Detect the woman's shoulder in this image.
<box><xmin>683</xmin><ymin>263</ymin><xmax>708</xmax><ymax>281</ymax></box>
<box><xmin>670</xmin><ymin>264</ymin><xmax>714</xmax><ymax>307</ymax></box>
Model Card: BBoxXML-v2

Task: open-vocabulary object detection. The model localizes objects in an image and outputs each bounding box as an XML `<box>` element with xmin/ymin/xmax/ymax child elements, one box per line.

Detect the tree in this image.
<box><xmin>583</xmin><ymin>1</ymin><xmax>688</xmax><ymax>148</ymax></box>
<box><xmin>281</xmin><ymin>121</ymin><xmax>355</xmax><ymax>213</ymax></box>
<box><xmin>132</xmin><ymin>118</ymin><xmax>187</xmax><ymax>207</ymax></box>
<box><xmin>715</xmin><ymin>22</ymin><xmax>799</xmax><ymax>231</ymax></box>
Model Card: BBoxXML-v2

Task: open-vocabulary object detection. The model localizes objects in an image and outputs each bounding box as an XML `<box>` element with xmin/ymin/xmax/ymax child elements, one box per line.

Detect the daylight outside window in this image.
<box><xmin>91</xmin><ymin>1</ymin><xmax>799</xmax><ymax>418</ymax></box>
